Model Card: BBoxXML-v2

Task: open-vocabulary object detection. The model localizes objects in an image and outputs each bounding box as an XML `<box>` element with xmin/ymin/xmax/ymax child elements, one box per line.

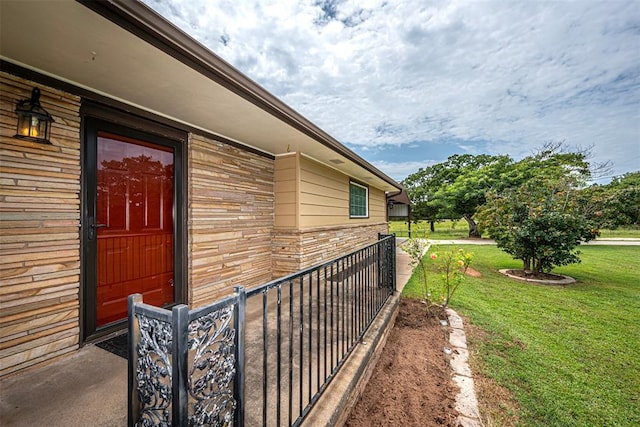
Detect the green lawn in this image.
<box><xmin>390</xmin><ymin>219</ymin><xmax>640</xmax><ymax>239</ymax></box>
<box><xmin>389</xmin><ymin>219</ymin><xmax>470</xmax><ymax>239</ymax></box>
<box><xmin>401</xmin><ymin>244</ymin><xmax>640</xmax><ymax>426</ymax></box>
<box><xmin>597</xmin><ymin>226</ymin><xmax>640</xmax><ymax>238</ymax></box>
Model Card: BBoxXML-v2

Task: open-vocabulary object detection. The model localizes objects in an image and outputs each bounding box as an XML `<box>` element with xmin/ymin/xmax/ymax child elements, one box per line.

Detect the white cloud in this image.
<box><xmin>143</xmin><ymin>0</ymin><xmax>640</xmax><ymax>180</ymax></box>
<box><xmin>370</xmin><ymin>160</ymin><xmax>438</xmax><ymax>182</ymax></box>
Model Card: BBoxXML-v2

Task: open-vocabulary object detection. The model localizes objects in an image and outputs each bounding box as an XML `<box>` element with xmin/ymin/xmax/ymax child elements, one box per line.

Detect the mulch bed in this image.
<box><xmin>345</xmin><ymin>298</ymin><xmax>461</xmax><ymax>426</ymax></box>
<box><xmin>504</xmin><ymin>269</ymin><xmax>566</xmax><ymax>281</ymax></box>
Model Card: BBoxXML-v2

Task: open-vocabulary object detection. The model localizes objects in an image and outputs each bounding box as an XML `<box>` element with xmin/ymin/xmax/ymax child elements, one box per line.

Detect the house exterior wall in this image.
<box><xmin>271</xmin><ymin>223</ymin><xmax>388</xmax><ymax>278</ymax></box>
<box><xmin>274</xmin><ymin>153</ymin><xmax>298</xmax><ymax>229</ymax></box>
<box><xmin>388</xmin><ymin>204</ymin><xmax>409</xmax><ymax>217</ymax></box>
<box><xmin>299</xmin><ymin>155</ymin><xmax>386</xmax><ymax>228</ymax></box>
<box><xmin>272</xmin><ymin>154</ymin><xmax>388</xmax><ymax>278</ymax></box>
<box><xmin>188</xmin><ymin>134</ymin><xmax>274</xmax><ymax>306</ymax></box>
<box><xmin>0</xmin><ymin>73</ymin><xmax>82</xmax><ymax>377</ymax></box>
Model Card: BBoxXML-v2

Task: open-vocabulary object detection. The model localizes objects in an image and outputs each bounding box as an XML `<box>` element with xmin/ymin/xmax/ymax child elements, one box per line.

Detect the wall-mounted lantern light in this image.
<box><xmin>14</xmin><ymin>87</ymin><xmax>54</xmax><ymax>143</ymax></box>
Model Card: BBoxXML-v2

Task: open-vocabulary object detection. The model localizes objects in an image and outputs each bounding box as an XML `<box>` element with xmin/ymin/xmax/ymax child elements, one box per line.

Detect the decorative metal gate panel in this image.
<box><xmin>128</xmin><ymin>287</ymin><xmax>245</xmax><ymax>426</ymax></box>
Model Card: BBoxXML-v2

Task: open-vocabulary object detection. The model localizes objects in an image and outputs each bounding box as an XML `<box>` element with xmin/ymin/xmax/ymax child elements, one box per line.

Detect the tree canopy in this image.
<box><xmin>581</xmin><ymin>171</ymin><xmax>640</xmax><ymax>229</ymax></box>
<box><xmin>477</xmin><ymin>174</ymin><xmax>599</xmax><ymax>274</ymax></box>
<box><xmin>403</xmin><ymin>154</ymin><xmax>511</xmax><ymax>236</ymax></box>
<box><xmin>403</xmin><ymin>144</ymin><xmax>596</xmax><ymax>238</ymax></box>
<box><xmin>402</xmin><ymin>143</ymin><xmax>636</xmax><ymax>273</ymax></box>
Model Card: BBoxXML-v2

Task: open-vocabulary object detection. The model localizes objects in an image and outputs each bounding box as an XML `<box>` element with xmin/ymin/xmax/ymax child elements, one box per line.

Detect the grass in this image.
<box><xmin>401</xmin><ymin>243</ymin><xmax>640</xmax><ymax>426</ymax></box>
<box><xmin>390</xmin><ymin>219</ymin><xmax>640</xmax><ymax>239</ymax></box>
<box><xmin>389</xmin><ymin>219</ymin><xmax>470</xmax><ymax>239</ymax></box>
<box><xmin>597</xmin><ymin>226</ymin><xmax>640</xmax><ymax>238</ymax></box>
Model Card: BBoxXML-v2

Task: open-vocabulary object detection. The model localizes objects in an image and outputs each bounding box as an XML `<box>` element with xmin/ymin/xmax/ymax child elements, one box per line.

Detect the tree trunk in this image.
<box><xmin>533</xmin><ymin>258</ymin><xmax>541</xmax><ymax>275</ymax></box>
<box><xmin>463</xmin><ymin>215</ymin><xmax>481</xmax><ymax>238</ymax></box>
<box><xmin>430</xmin><ymin>221</ymin><xmax>435</xmax><ymax>232</ymax></box>
<box><xmin>523</xmin><ymin>256</ymin><xmax>531</xmax><ymax>272</ymax></box>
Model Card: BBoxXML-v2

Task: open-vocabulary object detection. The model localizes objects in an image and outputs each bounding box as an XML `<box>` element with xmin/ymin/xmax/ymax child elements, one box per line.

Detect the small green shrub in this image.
<box><xmin>400</xmin><ymin>238</ymin><xmax>473</xmax><ymax>316</ymax></box>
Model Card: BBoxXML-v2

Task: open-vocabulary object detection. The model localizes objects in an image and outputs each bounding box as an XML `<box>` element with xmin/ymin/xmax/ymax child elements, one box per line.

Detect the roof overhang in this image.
<box><xmin>0</xmin><ymin>0</ymin><xmax>401</xmax><ymax>192</ymax></box>
<box><xmin>387</xmin><ymin>187</ymin><xmax>411</xmax><ymax>205</ymax></box>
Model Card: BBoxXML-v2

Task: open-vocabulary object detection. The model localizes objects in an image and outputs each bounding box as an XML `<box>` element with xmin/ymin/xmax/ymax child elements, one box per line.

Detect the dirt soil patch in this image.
<box><xmin>465</xmin><ymin>267</ymin><xmax>482</xmax><ymax>278</ymax></box>
<box><xmin>345</xmin><ymin>298</ymin><xmax>461</xmax><ymax>426</ymax></box>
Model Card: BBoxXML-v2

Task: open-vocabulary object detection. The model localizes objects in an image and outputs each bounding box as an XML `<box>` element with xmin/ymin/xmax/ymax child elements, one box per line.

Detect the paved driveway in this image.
<box><xmin>397</xmin><ymin>237</ymin><xmax>640</xmax><ymax>246</ymax></box>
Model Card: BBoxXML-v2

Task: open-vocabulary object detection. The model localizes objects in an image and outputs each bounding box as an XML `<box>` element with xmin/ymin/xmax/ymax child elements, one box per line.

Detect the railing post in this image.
<box><xmin>172</xmin><ymin>304</ymin><xmax>190</xmax><ymax>426</ymax></box>
<box><xmin>378</xmin><ymin>233</ymin><xmax>396</xmax><ymax>293</ymax></box>
<box><xmin>377</xmin><ymin>234</ymin><xmax>383</xmax><ymax>288</ymax></box>
<box><xmin>391</xmin><ymin>235</ymin><xmax>397</xmax><ymax>293</ymax></box>
<box><xmin>234</xmin><ymin>286</ymin><xmax>246</xmax><ymax>427</ymax></box>
<box><xmin>127</xmin><ymin>293</ymin><xmax>143</xmax><ymax>427</ymax></box>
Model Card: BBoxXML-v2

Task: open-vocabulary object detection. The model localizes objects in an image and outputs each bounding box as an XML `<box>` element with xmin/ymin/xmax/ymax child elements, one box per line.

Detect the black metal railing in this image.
<box><xmin>244</xmin><ymin>234</ymin><xmax>396</xmax><ymax>426</ymax></box>
<box><xmin>128</xmin><ymin>234</ymin><xmax>396</xmax><ymax>426</ymax></box>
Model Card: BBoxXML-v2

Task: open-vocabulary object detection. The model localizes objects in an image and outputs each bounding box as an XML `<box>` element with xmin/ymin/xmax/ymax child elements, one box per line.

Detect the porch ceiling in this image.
<box><xmin>0</xmin><ymin>0</ymin><xmax>400</xmax><ymax>192</ymax></box>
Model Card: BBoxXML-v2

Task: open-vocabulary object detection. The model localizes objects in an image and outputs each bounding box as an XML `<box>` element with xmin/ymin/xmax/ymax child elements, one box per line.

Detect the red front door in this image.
<box><xmin>95</xmin><ymin>131</ymin><xmax>175</xmax><ymax>326</ymax></box>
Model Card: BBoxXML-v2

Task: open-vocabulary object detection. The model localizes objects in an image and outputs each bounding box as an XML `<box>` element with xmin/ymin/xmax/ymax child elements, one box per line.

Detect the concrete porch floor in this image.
<box><xmin>0</xmin><ymin>243</ymin><xmax>413</xmax><ymax>427</ymax></box>
<box><xmin>0</xmin><ymin>345</ymin><xmax>127</xmax><ymax>426</ymax></box>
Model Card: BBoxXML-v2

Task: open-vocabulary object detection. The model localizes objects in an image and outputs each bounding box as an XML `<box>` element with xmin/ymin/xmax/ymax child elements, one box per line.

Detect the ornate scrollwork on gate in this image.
<box><xmin>135</xmin><ymin>314</ymin><xmax>173</xmax><ymax>426</ymax></box>
<box><xmin>187</xmin><ymin>305</ymin><xmax>237</xmax><ymax>426</ymax></box>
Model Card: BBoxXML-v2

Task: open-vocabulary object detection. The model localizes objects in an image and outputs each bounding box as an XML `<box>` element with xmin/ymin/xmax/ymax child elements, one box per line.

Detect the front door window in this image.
<box><xmin>96</xmin><ymin>132</ymin><xmax>175</xmax><ymax>326</ymax></box>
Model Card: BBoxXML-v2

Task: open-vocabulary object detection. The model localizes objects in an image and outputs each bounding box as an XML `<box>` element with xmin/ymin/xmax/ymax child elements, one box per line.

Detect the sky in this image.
<box><xmin>142</xmin><ymin>0</ymin><xmax>640</xmax><ymax>184</ymax></box>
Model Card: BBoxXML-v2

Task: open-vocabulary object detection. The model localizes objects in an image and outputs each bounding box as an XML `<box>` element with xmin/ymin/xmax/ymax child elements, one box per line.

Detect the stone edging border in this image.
<box><xmin>446</xmin><ymin>308</ymin><xmax>483</xmax><ymax>427</ymax></box>
<box><xmin>498</xmin><ymin>269</ymin><xmax>576</xmax><ymax>285</ymax></box>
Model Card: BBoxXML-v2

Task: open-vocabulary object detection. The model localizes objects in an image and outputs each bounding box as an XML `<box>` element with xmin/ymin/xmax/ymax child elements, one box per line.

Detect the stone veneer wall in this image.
<box><xmin>188</xmin><ymin>134</ymin><xmax>275</xmax><ymax>306</ymax></box>
<box><xmin>0</xmin><ymin>73</ymin><xmax>82</xmax><ymax>377</ymax></box>
<box><xmin>272</xmin><ymin>222</ymin><xmax>388</xmax><ymax>279</ymax></box>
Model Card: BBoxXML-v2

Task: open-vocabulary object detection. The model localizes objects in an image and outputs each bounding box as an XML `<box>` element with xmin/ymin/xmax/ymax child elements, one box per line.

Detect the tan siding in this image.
<box><xmin>274</xmin><ymin>153</ymin><xmax>298</xmax><ymax>228</ymax></box>
<box><xmin>299</xmin><ymin>156</ymin><xmax>347</xmax><ymax>227</ymax></box>
<box><xmin>369</xmin><ymin>187</ymin><xmax>387</xmax><ymax>222</ymax></box>
<box><xmin>298</xmin><ymin>155</ymin><xmax>388</xmax><ymax>228</ymax></box>
<box><xmin>299</xmin><ymin>202</ymin><xmax>346</xmax><ymax>216</ymax></box>
<box><xmin>300</xmin><ymin>167</ymin><xmax>345</xmax><ymax>192</ymax></box>
<box><xmin>188</xmin><ymin>134</ymin><xmax>274</xmax><ymax>306</ymax></box>
<box><xmin>300</xmin><ymin>182</ymin><xmax>348</xmax><ymax>204</ymax></box>
<box><xmin>0</xmin><ymin>73</ymin><xmax>81</xmax><ymax>377</ymax></box>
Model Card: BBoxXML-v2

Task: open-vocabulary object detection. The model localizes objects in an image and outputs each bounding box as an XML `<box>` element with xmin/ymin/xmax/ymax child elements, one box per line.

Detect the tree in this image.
<box><xmin>404</xmin><ymin>154</ymin><xmax>512</xmax><ymax>237</ymax></box>
<box><xmin>403</xmin><ymin>162</ymin><xmax>454</xmax><ymax>231</ymax></box>
<box><xmin>600</xmin><ymin>171</ymin><xmax>640</xmax><ymax>228</ymax></box>
<box><xmin>477</xmin><ymin>150</ymin><xmax>599</xmax><ymax>274</ymax></box>
<box><xmin>433</xmin><ymin>154</ymin><xmax>513</xmax><ymax>237</ymax></box>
